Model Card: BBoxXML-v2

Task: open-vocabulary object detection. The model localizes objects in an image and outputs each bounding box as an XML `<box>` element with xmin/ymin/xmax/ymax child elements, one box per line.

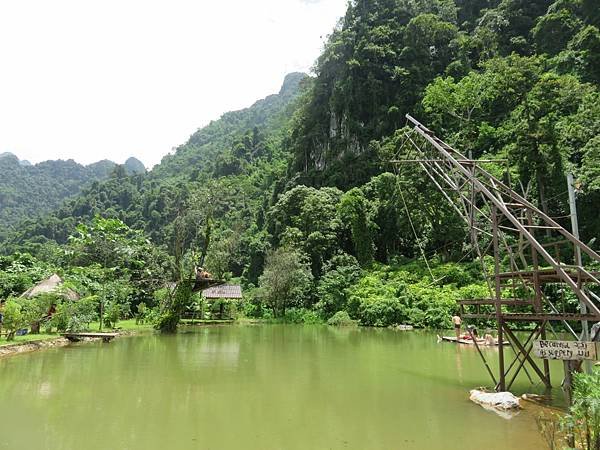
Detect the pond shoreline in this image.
<box><xmin>0</xmin><ymin>328</ymin><xmax>144</xmax><ymax>359</ymax></box>
<box><xmin>0</xmin><ymin>336</ymin><xmax>70</xmax><ymax>357</ymax></box>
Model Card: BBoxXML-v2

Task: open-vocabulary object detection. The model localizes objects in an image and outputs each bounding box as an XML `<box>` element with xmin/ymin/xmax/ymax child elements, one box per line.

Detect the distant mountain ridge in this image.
<box><xmin>0</xmin><ymin>152</ymin><xmax>33</xmax><ymax>167</ymax></box>
<box><xmin>0</xmin><ymin>73</ymin><xmax>306</xmax><ymax>249</ymax></box>
<box><xmin>0</xmin><ymin>152</ymin><xmax>145</xmax><ymax>174</ymax></box>
<box><xmin>0</xmin><ymin>153</ymin><xmax>146</xmax><ymax>233</ymax></box>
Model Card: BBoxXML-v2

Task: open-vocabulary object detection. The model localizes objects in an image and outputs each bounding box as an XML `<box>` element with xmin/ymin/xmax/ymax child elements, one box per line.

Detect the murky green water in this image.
<box><xmin>0</xmin><ymin>325</ymin><xmax>557</xmax><ymax>450</ymax></box>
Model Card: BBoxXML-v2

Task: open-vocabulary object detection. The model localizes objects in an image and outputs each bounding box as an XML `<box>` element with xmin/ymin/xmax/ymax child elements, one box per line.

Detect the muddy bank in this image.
<box><xmin>0</xmin><ymin>337</ymin><xmax>70</xmax><ymax>357</ymax></box>
<box><xmin>0</xmin><ymin>329</ymin><xmax>145</xmax><ymax>358</ymax></box>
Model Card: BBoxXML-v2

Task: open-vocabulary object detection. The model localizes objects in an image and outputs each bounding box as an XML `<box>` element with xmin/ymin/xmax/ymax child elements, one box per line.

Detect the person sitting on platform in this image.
<box><xmin>192</xmin><ymin>267</ymin><xmax>215</xmax><ymax>291</ymax></box>
<box><xmin>463</xmin><ymin>325</ymin><xmax>478</xmax><ymax>340</ymax></box>
<box><xmin>195</xmin><ymin>267</ymin><xmax>213</xmax><ymax>282</ymax></box>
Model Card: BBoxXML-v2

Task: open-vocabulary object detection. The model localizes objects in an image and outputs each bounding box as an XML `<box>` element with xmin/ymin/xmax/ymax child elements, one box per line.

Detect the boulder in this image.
<box><xmin>470</xmin><ymin>390</ymin><xmax>521</xmax><ymax>415</ymax></box>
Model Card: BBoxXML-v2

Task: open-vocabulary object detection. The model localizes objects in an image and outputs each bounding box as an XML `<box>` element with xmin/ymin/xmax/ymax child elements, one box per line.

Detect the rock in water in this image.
<box><xmin>470</xmin><ymin>390</ymin><xmax>520</xmax><ymax>416</ymax></box>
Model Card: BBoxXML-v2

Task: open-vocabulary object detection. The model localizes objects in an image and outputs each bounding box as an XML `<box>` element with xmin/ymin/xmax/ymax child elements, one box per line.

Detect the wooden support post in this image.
<box><xmin>503</xmin><ymin>325</ymin><xmax>551</xmax><ymax>388</ymax></box>
<box><xmin>563</xmin><ymin>360</ymin><xmax>577</xmax><ymax>406</ymax></box>
<box><xmin>492</xmin><ymin>207</ymin><xmax>506</xmax><ymax>391</ymax></box>
<box><xmin>528</xmin><ymin>209</ymin><xmax>551</xmax><ymax>388</ymax></box>
<box><xmin>505</xmin><ymin>325</ymin><xmax>543</xmax><ymax>391</ymax></box>
<box><xmin>502</xmin><ymin>326</ymin><xmax>539</xmax><ymax>378</ymax></box>
<box><xmin>567</xmin><ymin>172</ymin><xmax>592</xmax><ymax>348</ymax></box>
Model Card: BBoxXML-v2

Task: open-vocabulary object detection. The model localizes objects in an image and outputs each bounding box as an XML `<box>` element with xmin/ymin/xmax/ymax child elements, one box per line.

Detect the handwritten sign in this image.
<box><xmin>533</xmin><ymin>340</ymin><xmax>598</xmax><ymax>361</ymax></box>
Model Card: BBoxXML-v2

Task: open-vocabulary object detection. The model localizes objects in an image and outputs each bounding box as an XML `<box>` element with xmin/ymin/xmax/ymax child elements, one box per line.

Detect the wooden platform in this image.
<box><xmin>62</xmin><ymin>332</ymin><xmax>118</xmax><ymax>343</ymax></box>
<box><xmin>441</xmin><ymin>336</ymin><xmax>509</xmax><ymax>346</ymax></box>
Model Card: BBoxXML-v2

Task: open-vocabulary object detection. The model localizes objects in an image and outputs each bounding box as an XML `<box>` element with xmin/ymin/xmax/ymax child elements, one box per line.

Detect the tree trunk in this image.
<box><xmin>537</xmin><ymin>172</ymin><xmax>552</xmax><ymax>238</ymax></box>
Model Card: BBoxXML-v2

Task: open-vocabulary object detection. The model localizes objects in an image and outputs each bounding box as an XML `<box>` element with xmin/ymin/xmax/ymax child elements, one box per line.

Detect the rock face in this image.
<box><xmin>124</xmin><ymin>157</ymin><xmax>146</xmax><ymax>174</ymax></box>
<box><xmin>470</xmin><ymin>390</ymin><xmax>521</xmax><ymax>413</ymax></box>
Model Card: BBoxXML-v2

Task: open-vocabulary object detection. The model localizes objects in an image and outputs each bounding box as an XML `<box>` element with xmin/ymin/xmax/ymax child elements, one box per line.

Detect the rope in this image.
<box><xmin>388</xmin><ymin>123</ymin><xmax>447</xmax><ymax>284</ymax></box>
<box><xmin>395</xmin><ymin>173</ymin><xmax>437</xmax><ymax>283</ymax></box>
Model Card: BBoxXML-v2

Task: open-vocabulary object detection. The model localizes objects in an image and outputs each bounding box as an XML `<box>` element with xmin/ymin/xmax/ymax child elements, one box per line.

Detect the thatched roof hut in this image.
<box><xmin>20</xmin><ymin>274</ymin><xmax>80</xmax><ymax>301</ymax></box>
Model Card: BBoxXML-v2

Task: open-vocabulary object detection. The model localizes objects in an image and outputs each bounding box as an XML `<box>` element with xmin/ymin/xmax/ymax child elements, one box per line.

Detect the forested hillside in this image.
<box><xmin>2</xmin><ymin>0</ymin><xmax>600</xmax><ymax>329</ymax></box>
<box><xmin>0</xmin><ymin>73</ymin><xmax>308</xmax><ymax>266</ymax></box>
<box><xmin>0</xmin><ymin>153</ymin><xmax>145</xmax><ymax>238</ymax></box>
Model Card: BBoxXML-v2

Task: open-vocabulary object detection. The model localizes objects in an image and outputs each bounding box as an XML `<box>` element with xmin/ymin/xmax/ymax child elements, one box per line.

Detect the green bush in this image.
<box><xmin>356</xmin><ymin>295</ymin><xmax>408</xmax><ymax>327</ymax></box>
<box><xmin>327</xmin><ymin>311</ymin><xmax>357</xmax><ymax>326</ymax></box>
<box><xmin>258</xmin><ymin>248</ymin><xmax>314</xmax><ymax>317</ymax></box>
<box><xmin>300</xmin><ymin>309</ymin><xmax>322</xmax><ymax>324</ymax></box>
<box><xmin>282</xmin><ymin>308</ymin><xmax>324</xmax><ymax>324</ymax></box>
<box><xmin>104</xmin><ymin>302</ymin><xmax>122</xmax><ymax>329</ymax></box>
<box><xmin>315</xmin><ymin>253</ymin><xmax>361</xmax><ymax>319</ymax></box>
<box><xmin>136</xmin><ymin>302</ymin><xmax>147</xmax><ymax>324</ymax></box>
<box><xmin>346</xmin><ymin>271</ymin><xmax>410</xmax><ymax>327</ymax></box>
<box><xmin>154</xmin><ymin>282</ymin><xmax>192</xmax><ymax>333</ymax></box>
<box><xmin>539</xmin><ymin>370</ymin><xmax>600</xmax><ymax>450</ymax></box>
<box><xmin>564</xmin><ymin>370</ymin><xmax>600</xmax><ymax>449</ymax></box>
<box><xmin>1</xmin><ymin>299</ymin><xmax>26</xmax><ymax>340</ymax></box>
<box><xmin>72</xmin><ymin>296</ymin><xmax>98</xmax><ymax>330</ymax></box>
<box><xmin>50</xmin><ymin>296</ymin><xmax>98</xmax><ymax>332</ymax></box>
<box><xmin>18</xmin><ymin>294</ymin><xmax>56</xmax><ymax>332</ymax></box>
<box><xmin>344</xmin><ymin>263</ymin><xmax>486</xmax><ymax>328</ymax></box>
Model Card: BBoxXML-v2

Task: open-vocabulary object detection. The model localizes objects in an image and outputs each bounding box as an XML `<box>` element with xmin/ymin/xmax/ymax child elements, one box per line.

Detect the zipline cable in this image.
<box><xmin>394</xmin><ymin>165</ymin><xmax>437</xmax><ymax>283</ymax></box>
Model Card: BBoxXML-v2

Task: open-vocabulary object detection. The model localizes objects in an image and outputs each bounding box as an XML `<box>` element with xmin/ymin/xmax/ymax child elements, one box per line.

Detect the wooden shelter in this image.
<box><xmin>20</xmin><ymin>274</ymin><xmax>79</xmax><ymax>301</ymax></box>
<box><xmin>201</xmin><ymin>285</ymin><xmax>243</xmax><ymax>320</ymax></box>
<box><xmin>202</xmin><ymin>285</ymin><xmax>243</xmax><ymax>300</ymax></box>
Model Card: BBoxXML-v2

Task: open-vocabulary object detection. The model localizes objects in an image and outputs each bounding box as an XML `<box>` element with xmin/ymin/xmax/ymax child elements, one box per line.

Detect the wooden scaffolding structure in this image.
<box><xmin>395</xmin><ymin>114</ymin><xmax>600</xmax><ymax>392</ymax></box>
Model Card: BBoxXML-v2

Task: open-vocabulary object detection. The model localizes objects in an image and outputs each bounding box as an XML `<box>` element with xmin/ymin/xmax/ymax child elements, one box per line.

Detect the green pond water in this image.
<box><xmin>0</xmin><ymin>325</ymin><xmax>561</xmax><ymax>450</ymax></box>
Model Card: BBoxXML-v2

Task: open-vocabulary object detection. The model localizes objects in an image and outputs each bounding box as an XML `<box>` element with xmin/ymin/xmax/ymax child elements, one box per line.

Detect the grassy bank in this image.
<box><xmin>87</xmin><ymin>319</ymin><xmax>155</xmax><ymax>333</ymax></box>
<box><xmin>0</xmin><ymin>319</ymin><xmax>154</xmax><ymax>348</ymax></box>
<box><xmin>0</xmin><ymin>333</ymin><xmax>58</xmax><ymax>347</ymax></box>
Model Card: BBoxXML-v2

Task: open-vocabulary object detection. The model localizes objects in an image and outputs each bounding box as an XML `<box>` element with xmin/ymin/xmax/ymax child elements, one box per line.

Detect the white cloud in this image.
<box><xmin>0</xmin><ymin>0</ymin><xmax>346</xmax><ymax>167</ymax></box>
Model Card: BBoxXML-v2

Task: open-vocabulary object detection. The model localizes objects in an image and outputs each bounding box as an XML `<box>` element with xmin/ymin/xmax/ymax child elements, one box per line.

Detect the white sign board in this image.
<box><xmin>533</xmin><ymin>340</ymin><xmax>598</xmax><ymax>361</ymax></box>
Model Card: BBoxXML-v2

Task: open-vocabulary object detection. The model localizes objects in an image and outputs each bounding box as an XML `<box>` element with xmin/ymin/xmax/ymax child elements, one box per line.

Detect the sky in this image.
<box><xmin>0</xmin><ymin>0</ymin><xmax>347</xmax><ymax>168</ymax></box>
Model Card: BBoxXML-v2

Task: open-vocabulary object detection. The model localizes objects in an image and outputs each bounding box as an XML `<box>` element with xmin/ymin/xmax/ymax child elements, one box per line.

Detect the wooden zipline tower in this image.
<box><xmin>394</xmin><ymin>114</ymin><xmax>600</xmax><ymax>392</ymax></box>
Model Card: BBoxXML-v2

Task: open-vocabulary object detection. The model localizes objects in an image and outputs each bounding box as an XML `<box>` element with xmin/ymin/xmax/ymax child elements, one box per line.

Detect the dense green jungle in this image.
<box><xmin>1</xmin><ymin>0</ymin><xmax>600</xmax><ymax>334</ymax></box>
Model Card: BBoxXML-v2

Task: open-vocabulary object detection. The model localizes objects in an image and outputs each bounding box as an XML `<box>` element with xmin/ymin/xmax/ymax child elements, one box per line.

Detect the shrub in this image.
<box><xmin>136</xmin><ymin>302</ymin><xmax>147</xmax><ymax>324</ymax></box>
<box><xmin>327</xmin><ymin>311</ymin><xmax>357</xmax><ymax>326</ymax></box>
<box><xmin>258</xmin><ymin>248</ymin><xmax>314</xmax><ymax>317</ymax></box>
<box><xmin>565</xmin><ymin>370</ymin><xmax>600</xmax><ymax>449</ymax></box>
<box><xmin>242</xmin><ymin>293</ymin><xmax>266</xmax><ymax>318</ymax></box>
<box><xmin>18</xmin><ymin>294</ymin><xmax>56</xmax><ymax>333</ymax></box>
<box><xmin>538</xmin><ymin>370</ymin><xmax>600</xmax><ymax>450</ymax></box>
<box><xmin>1</xmin><ymin>299</ymin><xmax>26</xmax><ymax>340</ymax></box>
<box><xmin>408</xmin><ymin>284</ymin><xmax>458</xmax><ymax>328</ymax></box>
<box><xmin>315</xmin><ymin>253</ymin><xmax>361</xmax><ymax>318</ymax></box>
<box><xmin>347</xmin><ymin>272</ymin><xmax>410</xmax><ymax>327</ymax></box>
<box><xmin>104</xmin><ymin>302</ymin><xmax>122</xmax><ymax>329</ymax></box>
<box><xmin>282</xmin><ymin>308</ymin><xmax>323</xmax><ymax>324</ymax></box>
<box><xmin>300</xmin><ymin>309</ymin><xmax>322</xmax><ymax>324</ymax></box>
<box><xmin>356</xmin><ymin>295</ymin><xmax>409</xmax><ymax>327</ymax></box>
<box><xmin>155</xmin><ymin>282</ymin><xmax>192</xmax><ymax>333</ymax></box>
<box><xmin>50</xmin><ymin>296</ymin><xmax>98</xmax><ymax>332</ymax></box>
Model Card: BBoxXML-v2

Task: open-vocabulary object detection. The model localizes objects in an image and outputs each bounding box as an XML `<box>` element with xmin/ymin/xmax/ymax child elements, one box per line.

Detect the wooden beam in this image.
<box><xmin>458</xmin><ymin>299</ymin><xmax>533</xmax><ymax>306</ymax></box>
<box><xmin>503</xmin><ymin>324</ymin><xmax>551</xmax><ymax>388</ymax></box>
<box><xmin>463</xmin><ymin>313</ymin><xmax>600</xmax><ymax>321</ymax></box>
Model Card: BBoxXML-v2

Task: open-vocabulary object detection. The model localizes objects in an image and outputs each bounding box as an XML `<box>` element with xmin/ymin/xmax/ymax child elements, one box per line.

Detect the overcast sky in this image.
<box><xmin>0</xmin><ymin>0</ymin><xmax>347</xmax><ymax>168</ymax></box>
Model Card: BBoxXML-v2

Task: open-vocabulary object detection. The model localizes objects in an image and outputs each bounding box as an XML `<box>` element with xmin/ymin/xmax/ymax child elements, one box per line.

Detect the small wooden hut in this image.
<box><xmin>201</xmin><ymin>284</ymin><xmax>243</xmax><ymax>320</ymax></box>
<box><xmin>20</xmin><ymin>274</ymin><xmax>80</xmax><ymax>301</ymax></box>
